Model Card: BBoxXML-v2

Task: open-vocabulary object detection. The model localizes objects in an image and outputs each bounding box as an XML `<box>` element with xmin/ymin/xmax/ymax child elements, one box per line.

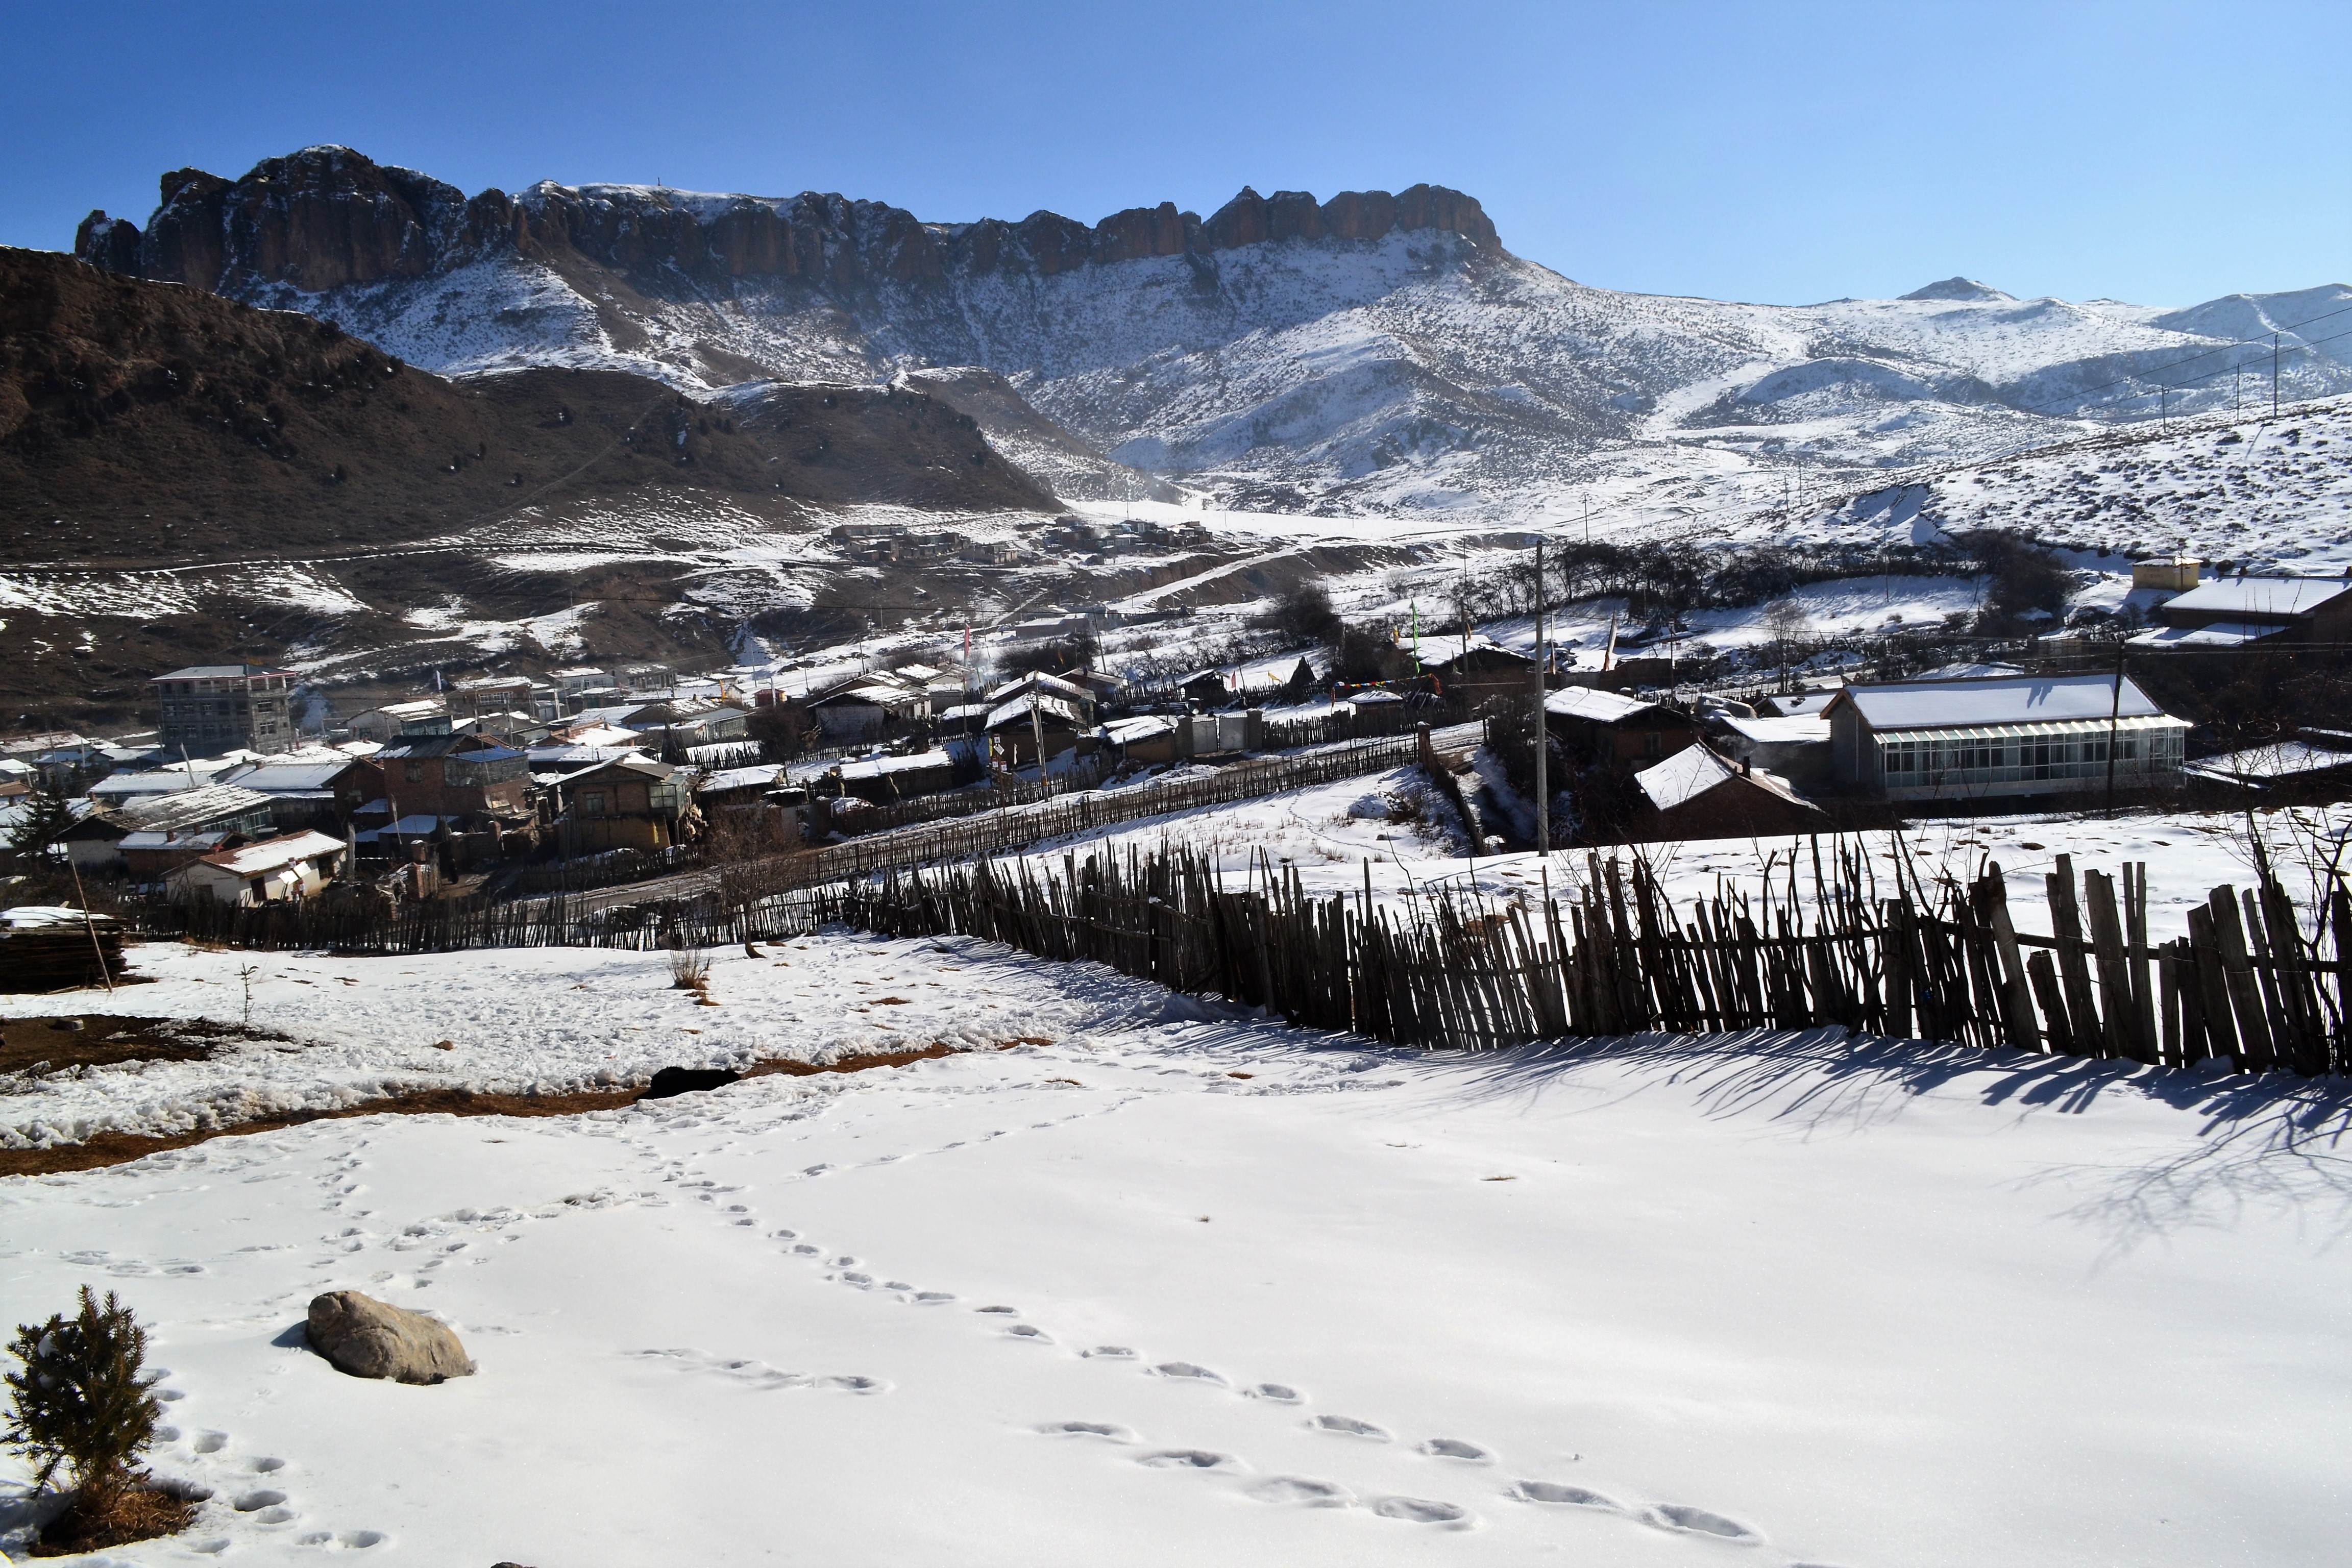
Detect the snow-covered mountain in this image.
<box><xmin>74</xmin><ymin>145</ymin><xmax>2352</xmax><ymax>523</ymax></box>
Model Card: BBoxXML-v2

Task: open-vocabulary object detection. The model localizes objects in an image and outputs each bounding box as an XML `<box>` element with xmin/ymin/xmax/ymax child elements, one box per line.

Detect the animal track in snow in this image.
<box><xmin>1245</xmin><ymin>1382</ymin><xmax>1302</xmax><ymax>1403</ymax></box>
<box><xmin>293</xmin><ymin>1529</ymin><xmax>386</xmax><ymax>1549</ymax></box>
<box><xmin>626</xmin><ymin>1348</ymin><xmax>810</xmax><ymax>1390</ymax></box>
<box><xmin>1516</xmin><ymin>1481</ymin><xmax>1620</xmax><ymax>1509</ymax></box>
<box><xmin>1004</xmin><ymin>1324</ymin><xmax>1051</xmax><ymax>1342</ymax></box>
<box><xmin>1151</xmin><ymin>1361</ymin><xmax>1225</xmax><ymax>1384</ymax></box>
<box><xmin>190</xmin><ymin>1430</ymin><xmax>229</xmax><ymax>1454</ymax></box>
<box><xmin>1371</xmin><ymin>1496</ymin><xmax>1473</xmax><ymax>1526</ymax></box>
<box><xmin>1082</xmin><ymin>1345</ymin><xmax>1137</xmax><ymax>1359</ymax></box>
<box><xmin>1312</xmin><ymin>1415</ymin><xmax>1390</xmax><ymax>1440</ymax></box>
<box><xmin>1136</xmin><ymin>1449</ymin><xmax>1239</xmax><ymax>1470</ymax></box>
<box><xmin>1648</xmin><ymin>1503</ymin><xmax>1763</xmax><ymax>1541</ymax></box>
<box><xmin>1419</xmin><ymin>1437</ymin><xmax>1491</xmax><ymax>1462</ymax></box>
<box><xmin>1038</xmin><ymin>1420</ymin><xmax>1135</xmax><ymax>1441</ymax></box>
<box><xmin>1248</xmin><ymin>1476</ymin><xmax>1355</xmax><ymax>1507</ymax></box>
<box><xmin>911</xmin><ymin>1291</ymin><xmax>957</xmax><ymax>1304</ymax></box>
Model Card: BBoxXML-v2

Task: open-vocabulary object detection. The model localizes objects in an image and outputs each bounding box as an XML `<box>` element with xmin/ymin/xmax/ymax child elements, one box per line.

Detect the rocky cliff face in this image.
<box><xmin>74</xmin><ymin>145</ymin><xmax>1502</xmax><ymax>297</ymax></box>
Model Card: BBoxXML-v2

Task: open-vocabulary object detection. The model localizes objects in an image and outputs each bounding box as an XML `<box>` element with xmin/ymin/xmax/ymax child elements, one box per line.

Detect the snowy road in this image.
<box><xmin>1</xmin><ymin>931</ymin><xmax>2343</xmax><ymax>1566</ymax></box>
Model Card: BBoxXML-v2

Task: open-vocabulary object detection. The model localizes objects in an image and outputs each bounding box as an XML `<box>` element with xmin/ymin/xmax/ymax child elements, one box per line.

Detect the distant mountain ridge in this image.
<box><xmin>70</xmin><ymin>146</ymin><xmax>2352</xmax><ymax>519</ymax></box>
<box><xmin>76</xmin><ymin>145</ymin><xmax>1498</xmax><ymax>298</ymax></box>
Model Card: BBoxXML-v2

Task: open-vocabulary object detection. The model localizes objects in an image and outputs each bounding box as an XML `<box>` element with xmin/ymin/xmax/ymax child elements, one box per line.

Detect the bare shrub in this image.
<box><xmin>668</xmin><ymin>948</ymin><xmax>712</xmax><ymax>992</ymax></box>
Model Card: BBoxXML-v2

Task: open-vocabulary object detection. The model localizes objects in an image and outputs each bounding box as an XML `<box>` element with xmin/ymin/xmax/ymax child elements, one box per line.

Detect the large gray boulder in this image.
<box><xmin>305</xmin><ymin>1290</ymin><xmax>475</xmax><ymax>1384</ymax></box>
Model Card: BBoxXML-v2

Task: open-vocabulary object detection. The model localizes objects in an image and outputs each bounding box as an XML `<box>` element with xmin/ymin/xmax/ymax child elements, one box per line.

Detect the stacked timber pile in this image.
<box><xmin>0</xmin><ymin>906</ymin><xmax>125</xmax><ymax>992</ymax></box>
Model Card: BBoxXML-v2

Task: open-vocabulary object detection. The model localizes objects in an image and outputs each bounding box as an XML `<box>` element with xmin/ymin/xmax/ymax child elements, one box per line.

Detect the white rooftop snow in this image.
<box><xmin>1835</xmin><ymin>674</ymin><xmax>2169</xmax><ymax>731</ymax></box>
<box><xmin>2162</xmin><ymin>574</ymin><xmax>2352</xmax><ymax>619</ymax></box>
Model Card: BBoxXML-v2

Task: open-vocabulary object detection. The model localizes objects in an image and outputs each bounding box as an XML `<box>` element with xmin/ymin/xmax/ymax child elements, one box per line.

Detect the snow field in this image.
<box><xmin>0</xmin><ymin>953</ymin><xmax>2339</xmax><ymax>1565</ymax></box>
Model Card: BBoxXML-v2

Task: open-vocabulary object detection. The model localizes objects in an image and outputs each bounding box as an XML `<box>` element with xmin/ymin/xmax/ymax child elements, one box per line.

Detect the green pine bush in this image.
<box><xmin>4</xmin><ymin>1287</ymin><xmax>162</xmax><ymax>1504</ymax></box>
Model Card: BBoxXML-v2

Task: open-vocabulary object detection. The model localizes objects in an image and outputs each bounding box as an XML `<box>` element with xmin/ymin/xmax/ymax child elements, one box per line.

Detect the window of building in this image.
<box><xmin>583</xmin><ymin>790</ymin><xmax>607</xmax><ymax>815</ymax></box>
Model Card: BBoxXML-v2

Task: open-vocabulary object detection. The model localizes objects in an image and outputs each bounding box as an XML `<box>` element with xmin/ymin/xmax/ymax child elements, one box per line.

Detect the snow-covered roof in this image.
<box><xmin>217</xmin><ymin>761</ymin><xmax>357</xmax><ymax>793</ymax></box>
<box><xmin>1831</xmin><ymin>674</ymin><xmax>2169</xmax><ymax>732</ymax></box>
<box><xmin>1102</xmin><ymin>716</ymin><xmax>1175</xmax><ymax>744</ymax></box>
<box><xmin>118</xmin><ymin>828</ymin><xmax>231</xmax><ymax>851</ymax></box>
<box><xmin>2128</xmin><ymin>622</ymin><xmax>2285</xmax><ymax>649</ymax></box>
<box><xmin>838</xmin><ymin>749</ymin><xmax>954</xmax><ymax>780</ymax></box>
<box><xmin>1546</xmin><ymin>687</ymin><xmax>1663</xmax><ymax>724</ymax></box>
<box><xmin>90</xmin><ymin>767</ymin><xmax>224</xmax><ymax>800</ymax></box>
<box><xmin>986</xmin><ymin>672</ymin><xmax>1091</xmax><ymax>704</ymax></box>
<box><xmin>988</xmin><ymin>693</ymin><xmax>1090</xmax><ymax>730</ymax></box>
<box><xmin>1637</xmin><ymin>745</ymin><xmax>1818</xmax><ymax>815</ymax></box>
<box><xmin>1637</xmin><ymin>746</ymin><xmax>1737</xmax><ymax>810</ymax></box>
<box><xmin>189</xmin><ymin>830</ymin><xmax>347</xmax><ymax>877</ymax></box>
<box><xmin>2163</xmin><ymin>575</ymin><xmax>2352</xmax><ymax>620</ymax></box>
<box><xmin>556</xmin><ymin>725</ymin><xmax>647</xmax><ymax>749</ymax></box>
<box><xmin>1762</xmin><ymin>691</ymin><xmax>1840</xmax><ymax>717</ymax></box>
<box><xmin>118</xmin><ymin>784</ymin><xmax>275</xmax><ymax>831</ymax></box>
<box><xmin>2184</xmin><ymin>742</ymin><xmax>2352</xmax><ymax>783</ymax></box>
<box><xmin>698</xmin><ymin>765</ymin><xmax>786</xmax><ymax>794</ymax></box>
<box><xmin>1718</xmin><ymin>715</ymin><xmax>1831</xmax><ymax>745</ymax></box>
<box><xmin>936</xmin><ymin>703</ymin><xmax>990</xmax><ymax>723</ymax></box>
<box><xmin>1340</xmin><ymin>689</ymin><xmax>1406</xmax><ymax>706</ymax></box>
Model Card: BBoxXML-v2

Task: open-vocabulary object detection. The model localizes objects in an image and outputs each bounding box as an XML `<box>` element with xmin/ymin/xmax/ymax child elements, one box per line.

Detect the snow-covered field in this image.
<box><xmin>3</xmin><ymin>922</ymin><xmax>2344</xmax><ymax>1567</ymax></box>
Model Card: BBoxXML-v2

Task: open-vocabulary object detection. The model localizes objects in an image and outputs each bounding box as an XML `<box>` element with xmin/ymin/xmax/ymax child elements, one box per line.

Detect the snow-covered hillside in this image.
<box><xmin>227</xmin><ymin>183</ymin><xmax>2351</xmax><ymax>523</ymax></box>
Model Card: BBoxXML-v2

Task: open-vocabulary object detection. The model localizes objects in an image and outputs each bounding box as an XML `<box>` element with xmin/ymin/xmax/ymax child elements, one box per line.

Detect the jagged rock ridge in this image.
<box><xmin>76</xmin><ymin>146</ymin><xmax>1499</xmax><ymax>295</ymax></box>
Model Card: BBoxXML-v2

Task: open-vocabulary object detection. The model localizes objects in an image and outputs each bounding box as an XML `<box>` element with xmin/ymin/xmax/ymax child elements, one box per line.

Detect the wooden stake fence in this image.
<box><xmin>127</xmin><ymin>832</ymin><xmax>2346</xmax><ymax>1076</ymax></box>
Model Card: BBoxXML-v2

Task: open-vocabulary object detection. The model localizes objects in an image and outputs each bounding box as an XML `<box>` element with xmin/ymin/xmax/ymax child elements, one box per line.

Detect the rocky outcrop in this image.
<box><xmin>74</xmin><ymin>145</ymin><xmax>1503</xmax><ymax>298</ymax></box>
<box><xmin>306</xmin><ymin>1290</ymin><xmax>474</xmax><ymax>1384</ymax></box>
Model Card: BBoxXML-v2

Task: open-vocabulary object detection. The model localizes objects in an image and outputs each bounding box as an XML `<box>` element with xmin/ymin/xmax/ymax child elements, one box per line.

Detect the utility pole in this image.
<box><xmin>2160</xmin><ymin>385</ymin><xmax>2168</xmax><ymax>428</ymax></box>
<box><xmin>2274</xmin><ymin>333</ymin><xmax>2282</xmax><ymax>417</ymax></box>
<box><xmin>1533</xmin><ymin>535</ymin><xmax>1549</xmax><ymax>856</ymax></box>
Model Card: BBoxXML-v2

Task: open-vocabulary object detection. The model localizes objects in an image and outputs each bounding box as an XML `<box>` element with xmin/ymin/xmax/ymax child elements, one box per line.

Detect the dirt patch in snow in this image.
<box><xmin>0</xmin><ymin>1040</ymin><xmax>979</xmax><ymax>1178</ymax></box>
<box><xmin>0</xmin><ymin>1014</ymin><xmax>289</xmax><ymax>1075</ymax></box>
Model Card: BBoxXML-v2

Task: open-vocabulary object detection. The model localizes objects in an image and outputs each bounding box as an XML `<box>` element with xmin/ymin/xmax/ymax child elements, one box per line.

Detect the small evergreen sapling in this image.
<box><xmin>4</xmin><ymin>1287</ymin><xmax>163</xmax><ymax>1505</ymax></box>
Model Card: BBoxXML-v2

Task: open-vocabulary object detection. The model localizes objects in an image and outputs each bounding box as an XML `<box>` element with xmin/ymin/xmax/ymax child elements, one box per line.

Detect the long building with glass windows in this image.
<box><xmin>1824</xmin><ymin>674</ymin><xmax>2190</xmax><ymax>801</ymax></box>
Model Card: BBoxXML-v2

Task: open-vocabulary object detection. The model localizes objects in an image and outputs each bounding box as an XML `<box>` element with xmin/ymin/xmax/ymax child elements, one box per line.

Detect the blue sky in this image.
<box><xmin>4</xmin><ymin>0</ymin><xmax>2344</xmax><ymax>306</ymax></box>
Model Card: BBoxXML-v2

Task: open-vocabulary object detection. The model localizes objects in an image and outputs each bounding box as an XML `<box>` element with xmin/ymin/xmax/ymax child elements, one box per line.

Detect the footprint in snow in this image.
<box><xmin>1038</xmin><ymin>1420</ymin><xmax>1135</xmax><ymax>1441</ymax></box>
<box><xmin>1312</xmin><ymin>1415</ymin><xmax>1389</xmax><ymax>1440</ymax></box>
<box><xmin>1136</xmin><ymin>1449</ymin><xmax>1239</xmax><ymax>1471</ymax></box>
<box><xmin>1082</xmin><ymin>1345</ymin><xmax>1137</xmax><ymax>1360</ymax></box>
<box><xmin>1516</xmin><ymin>1481</ymin><xmax>1619</xmax><ymax>1510</ymax></box>
<box><xmin>1647</xmin><ymin>1503</ymin><xmax>1763</xmax><ymax>1542</ymax></box>
<box><xmin>1371</xmin><ymin>1496</ymin><xmax>1473</xmax><ymax>1527</ymax></box>
<box><xmin>1245</xmin><ymin>1382</ymin><xmax>1302</xmax><ymax>1404</ymax></box>
<box><xmin>1005</xmin><ymin>1324</ymin><xmax>1051</xmax><ymax>1342</ymax></box>
<box><xmin>293</xmin><ymin>1530</ymin><xmax>387</xmax><ymax>1550</ymax></box>
<box><xmin>974</xmin><ymin>1305</ymin><xmax>1019</xmax><ymax>1315</ymax></box>
<box><xmin>911</xmin><ymin>1291</ymin><xmax>957</xmax><ymax>1305</ymax></box>
<box><xmin>233</xmin><ymin>1488</ymin><xmax>296</xmax><ymax>1524</ymax></box>
<box><xmin>1151</xmin><ymin>1362</ymin><xmax>1226</xmax><ymax>1384</ymax></box>
<box><xmin>1248</xmin><ymin>1476</ymin><xmax>1355</xmax><ymax>1507</ymax></box>
<box><xmin>1418</xmin><ymin>1437</ymin><xmax>1492</xmax><ymax>1462</ymax></box>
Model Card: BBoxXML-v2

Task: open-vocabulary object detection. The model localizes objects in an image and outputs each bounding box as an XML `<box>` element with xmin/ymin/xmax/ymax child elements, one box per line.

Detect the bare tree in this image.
<box><xmin>1761</xmin><ymin>598</ymin><xmax>1812</xmax><ymax>690</ymax></box>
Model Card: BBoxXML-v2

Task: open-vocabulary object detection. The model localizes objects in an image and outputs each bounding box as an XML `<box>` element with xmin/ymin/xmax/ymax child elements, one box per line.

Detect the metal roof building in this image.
<box><xmin>1824</xmin><ymin>674</ymin><xmax>2190</xmax><ymax>801</ymax></box>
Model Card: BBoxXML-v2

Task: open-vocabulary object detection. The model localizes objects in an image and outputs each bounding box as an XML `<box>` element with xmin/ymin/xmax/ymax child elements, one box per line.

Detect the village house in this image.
<box><xmin>446</xmin><ymin>675</ymin><xmax>544</xmax><ymax>720</ymax></box>
<box><xmin>558</xmin><ymin>757</ymin><xmax>692</xmax><ymax>852</ymax></box>
<box><xmin>215</xmin><ymin>755</ymin><xmax>375</xmax><ymax>834</ymax></box>
<box><xmin>1099</xmin><ymin>715</ymin><xmax>1181</xmax><ymax>766</ymax></box>
<box><xmin>1181</xmin><ymin>655</ymin><xmax>1317</xmax><ymax>709</ymax></box>
<box><xmin>1402</xmin><ymin>635</ymin><xmax>1536</xmax><ymax>700</ymax></box>
<box><xmin>835</xmin><ymin>749</ymin><xmax>961</xmax><ymax>803</ymax></box>
<box><xmin>346</xmin><ymin>699</ymin><xmax>451</xmax><ymax>744</ymax></box>
<box><xmin>2132</xmin><ymin>572</ymin><xmax>2352</xmax><ymax>649</ymax></box>
<box><xmin>151</xmin><ymin>664</ymin><xmax>297</xmax><ymax>758</ymax></box>
<box><xmin>1707</xmin><ymin>713</ymin><xmax>1833</xmax><ymax>794</ymax></box>
<box><xmin>1545</xmin><ymin>688</ymin><xmax>1701</xmax><ymax>770</ymax></box>
<box><xmin>84</xmin><ymin>784</ymin><xmax>282</xmax><ymax>883</ymax></box>
<box><xmin>165</xmin><ymin>830</ymin><xmax>347</xmax><ymax>906</ymax></box>
<box><xmin>1823</xmin><ymin>673</ymin><xmax>2191</xmax><ymax>801</ymax></box>
<box><xmin>1634</xmin><ymin>744</ymin><xmax>1828</xmax><ymax>841</ymax></box>
<box><xmin>359</xmin><ymin>738</ymin><xmax>531</xmax><ymax>822</ymax></box>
